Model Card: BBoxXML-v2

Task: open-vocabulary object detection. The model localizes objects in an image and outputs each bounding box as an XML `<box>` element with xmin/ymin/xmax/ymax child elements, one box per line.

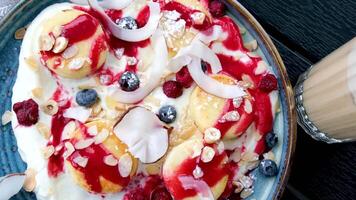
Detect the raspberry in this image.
<box><xmin>13</xmin><ymin>99</ymin><xmax>39</xmax><ymax>126</ymax></box>
<box><xmin>258</xmin><ymin>74</ymin><xmax>278</xmax><ymax>93</ymax></box>
<box><xmin>209</xmin><ymin>0</ymin><xmax>226</xmax><ymax>18</ymax></box>
<box><xmin>123</xmin><ymin>188</ymin><xmax>147</xmax><ymax>200</ymax></box>
<box><xmin>163</xmin><ymin>81</ymin><xmax>183</xmax><ymax>98</ymax></box>
<box><xmin>150</xmin><ymin>187</ymin><xmax>172</xmax><ymax>200</ymax></box>
<box><xmin>176</xmin><ymin>67</ymin><xmax>193</xmax><ymax>88</ymax></box>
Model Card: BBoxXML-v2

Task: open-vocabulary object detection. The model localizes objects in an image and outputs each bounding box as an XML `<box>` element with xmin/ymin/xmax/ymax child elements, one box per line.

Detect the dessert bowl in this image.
<box><xmin>0</xmin><ymin>0</ymin><xmax>296</xmax><ymax>199</ymax></box>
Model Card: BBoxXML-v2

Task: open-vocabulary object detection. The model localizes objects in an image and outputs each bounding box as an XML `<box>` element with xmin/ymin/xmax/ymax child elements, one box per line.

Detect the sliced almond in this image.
<box><xmin>216</xmin><ymin>141</ymin><xmax>225</xmax><ymax>154</ymax></box>
<box><xmin>73</xmin><ymin>155</ymin><xmax>89</xmax><ymax>168</ymax></box>
<box><xmin>40</xmin><ymin>34</ymin><xmax>55</xmax><ymax>51</ymax></box>
<box><xmin>103</xmin><ymin>155</ymin><xmax>118</xmax><ymax>166</ymax></box>
<box><xmin>42</xmin><ymin>145</ymin><xmax>55</xmax><ymax>159</ymax></box>
<box><xmin>238</xmin><ymin>25</ymin><xmax>247</xmax><ymax>35</ymax></box>
<box><xmin>87</xmin><ymin>125</ymin><xmax>98</xmax><ymax>136</ymax></box>
<box><xmin>240</xmin><ymin>188</ymin><xmax>254</xmax><ymax>198</ymax></box>
<box><xmin>23</xmin><ymin>168</ymin><xmax>37</xmax><ymax>192</ymax></box>
<box><xmin>219</xmin><ymin>111</ymin><xmax>240</xmax><ymax>123</ymax></box>
<box><xmin>31</xmin><ymin>87</ymin><xmax>43</xmax><ymax>99</ymax></box>
<box><xmin>52</xmin><ymin>25</ymin><xmax>63</xmax><ymax>38</ymax></box>
<box><xmin>15</xmin><ymin>27</ymin><xmax>26</xmax><ymax>40</ymax></box>
<box><xmin>233</xmin><ymin>97</ymin><xmax>243</xmax><ymax>108</ymax></box>
<box><xmin>239</xmin><ymin>175</ymin><xmax>253</xmax><ymax>188</ymax></box>
<box><xmin>61</xmin><ymin>121</ymin><xmax>76</xmax><ymax>140</ymax></box>
<box><xmin>244</xmin><ymin>40</ymin><xmax>258</xmax><ymax>52</ymax></box>
<box><xmin>192</xmin><ymin>166</ymin><xmax>204</xmax><ymax>179</ymax></box>
<box><xmin>201</xmin><ymin>146</ymin><xmax>215</xmax><ymax>163</ymax></box>
<box><xmin>244</xmin><ymin>100</ymin><xmax>253</xmax><ymax>114</ymax></box>
<box><xmin>241</xmin><ymin>151</ymin><xmax>259</xmax><ymax>162</ymax></box>
<box><xmin>52</xmin><ymin>37</ymin><xmax>68</xmax><ymax>53</ymax></box>
<box><xmin>75</xmin><ymin>138</ymin><xmax>94</xmax><ymax>150</ymax></box>
<box><xmin>203</xmin><ymin>127</ymin><xmax>221</xmax><ymax>144</ymax></box>
<box><xmin>230</xmin><ymin>148</ymin><xmax>242</xmax><ymax>163</ymax></box>
<box><xmin>1</xmin><ymin>111</ymin><xmax>12</xmax><ymax>125</ymax></box>
<box><xmin>94</xmin><ymin>129</ymin><xmax>109</xmax><ymax>144</ymax></box>
<box><xmin>36</xmin><ymin>122</ymin><xmax>51</xmax><ymax>139</ymax></box>
<box><xmin>42</xmin><ymin>100</ymin><xmax>59</xmax><ymax>116</ymax></box>
<box><xmin>263</xmin><ymin>151</ymin><xmax>275</xmax><ymax>161</ymax></box>
<box><xmin>63</xmin><ymin>142</ymin><xmax>75</xmax><ymax>158</ymax></box>
<box><xmin>255</xmin><ymin>61</ymin><xmax>267</xmax><ymax>75</ymax></box>
<box><xmin>62</xmin><ymin>45</ymin><xmax>78</xmax><ymax>59</ymax></box>
<box><xmin>118</xmin><ymin>153</ymin><xmax>132</xmax><ymax>178</ymax></box>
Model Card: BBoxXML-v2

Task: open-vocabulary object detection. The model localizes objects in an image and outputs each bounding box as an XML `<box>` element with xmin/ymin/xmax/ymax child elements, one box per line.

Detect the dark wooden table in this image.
<box><xmin>237</xmin><ymin>0</ymin><xmax>356</xmax><ymax>199</ymax></box>
<box><xmin>1</xmin><ymin>0</ymin><xmax>356</xmax><ymax>199</ymax></box>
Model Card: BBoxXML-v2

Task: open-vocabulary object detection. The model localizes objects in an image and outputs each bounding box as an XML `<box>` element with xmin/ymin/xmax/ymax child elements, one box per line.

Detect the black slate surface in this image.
<box><xmin>238</xmin><ymin>0</ymin><xmax>356</xmax><ymax>199</ymax></box>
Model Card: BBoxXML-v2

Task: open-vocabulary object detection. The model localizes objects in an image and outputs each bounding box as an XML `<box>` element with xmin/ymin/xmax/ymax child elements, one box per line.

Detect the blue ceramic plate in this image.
<box><xmin>0</xmin><ymin>0</ymin><xmax>296</xmax><ymax>199</ymax></box>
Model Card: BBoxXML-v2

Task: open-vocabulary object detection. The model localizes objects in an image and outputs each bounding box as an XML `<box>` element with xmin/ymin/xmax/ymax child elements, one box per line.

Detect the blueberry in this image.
<box><xmin>265</xmin><ymin>132</ymin><xmax>278</xmax><ymax>149</ymax></box>
<box><xmin>119</xmin><ymin>71</ymin><xmax>140</xmax><ymax>92</ymax></box>
<box><xmin>158</xmin><ymin>105</ymin><xmax>177</xmax><ymax>124</ymax></box>
<box><xmin>76</xmin><ymin>89</ymin><xmax>98</xmax><ymax>107</ymax></box>
<box><xmin>116</xmin><ymin>16</ymin><xmax>138</xmax><ymax>30</ymax></box>
<box><xmin>259</xmin><ymin>159</ymin><xmax>278</xmax><ymax>177</ymax></box>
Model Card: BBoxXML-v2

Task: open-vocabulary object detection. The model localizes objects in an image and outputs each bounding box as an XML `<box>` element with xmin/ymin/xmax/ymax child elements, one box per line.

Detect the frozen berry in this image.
<box><xmin>13</xmin><ymin>99</ymin><xmax>39</xmax><ymax>126</ymax></box>
<box><xmin>176</xmin><ymin>67</ymin><xmax>193</xmax><ymax>88</ymax></box>
<box><xmin>209</xmin><ymin>0</ymin><xmax>226</xmax><ymax>18</ymax></box>
<box><xmin>158</xmin><ymin>105</ymin><xmax>177</xmax><ymax>124</ymax></box>
<box><xmin>117</xmin><ymin>16</ymin><xmax>138</xmax><ymax>30</ymax></box>
<box><xmin>265</xmin><ymin>132</ymin><xmax>278</xmax><ymax>149</ymax></box>
<box><xmin>259</xmin><ymin>159</ymin><xmax>278</xmax><ymax>177</ymax></box>
<box><xmin>258</xmin><ymin>74</ymin><xmax>278</xmax><ymax>93</ymax></box>
<box><xmin>119</xmin><ymin>71</ymin><xmax>140</xmax><ymax>92</ymax></box>
<box><xmin>162</xmin><ymin>81</ymin><xmax>183</xmax><ymax>98</ymax></box>
<box><xmin>76</xmin><ymin>89</ymin><xmax>98</xmax><ymax>107</ymax></box>
<box><xmin>151</xmin><ymin>187</ymin><xmax>172</xmax><ymax>200</ymax></box>
<box><xmin>123</xmin><ymin>188</ymin><xmax>146</xmax><ymax>200</ymax></box>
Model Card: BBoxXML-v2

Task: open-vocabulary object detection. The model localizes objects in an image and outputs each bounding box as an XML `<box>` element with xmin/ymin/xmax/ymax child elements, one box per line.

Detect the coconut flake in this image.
<box><xmin>110</xmin><ymin>30</ymin><xmax>168</xmax><ymax>103</ymax></box>
<box><xmin>168</xmin><ymin>40</ymin><xmax>222</xmax><ymax>74</ymax></box>
<box><xmin>0</xmin><ymin>174</ymin><xmax>26</xmax><ymax>200</ymax></box>
<box><xmin>192</xmin><ymin>166</ymin><xmax>204</xmax><ymax>179</ymax></box>
<box><xmin>113</xmin><ymin>107</ymin><xmax>168</xmax><ymax>163</ymax></box>
<box><xmin>88</xmin><ymin>0</ymin><xmax>160</xmax><ymax>42</ymax></box>
<box><xmin>63</xmin><ymin>107</ymin><xmax>91</xmax><ymax>123</ymax></box>
<box><xmin>195</xmin><ymin>25</ymin><xmax>224</xmax><ymax>44</ymax></box>
<box><xmin>178</xmin><ymin>176</ymin><xmax>214</xmax><ymax>200</ymax></box>
<box><xmin>71</xmin><ymin>0</ymin><xmax>132</xmax><ymax>10</ymax></box>
<box><xmin>219</xmin><ymin>111</ymin><xmax>240</xmax><ymax>123</ymax></box>
<box><xmin>188</xmin><ymin>57</ymin><xmax>246</xmax><ymax>99</ymax></box>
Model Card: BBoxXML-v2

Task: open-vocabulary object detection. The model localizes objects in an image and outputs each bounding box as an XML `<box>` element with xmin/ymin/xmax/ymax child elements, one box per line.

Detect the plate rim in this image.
<box><xmin>0</xmin><ymin>0</ymin><xmax>297</xmax><ymax>199</ymax></box>
<box><xmin>225</xmin><ymin>0</ymin><xmax>297</xmax><ymax>199</ymax></box>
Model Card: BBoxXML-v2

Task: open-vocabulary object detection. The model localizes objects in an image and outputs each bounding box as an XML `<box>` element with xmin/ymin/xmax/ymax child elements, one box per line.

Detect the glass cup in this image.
<box><xmin>295</xmin><ymin>37</ymin><xmax>356</xmax><ymax>143</ymax></box>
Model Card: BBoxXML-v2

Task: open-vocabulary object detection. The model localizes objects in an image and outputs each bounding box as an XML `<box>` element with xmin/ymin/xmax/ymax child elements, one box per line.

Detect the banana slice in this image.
<box><xmin>39</xmin><ymin>9</ymin><xmax>108</xmax><ymax>79</ymax></box>
<box><xmin>66</xmin><ymin>120</ymin><xmax>137</xmax><ymax>194</ymax></box>
<box><xmin>163</xmin><ymin>139</ymin><xmax>229</xmax><ymax>200</ymax></box>
<box><xmin>189</xmin><ymin>74</ymin><xmax>254</xmax><ymax>140</ymax></box>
